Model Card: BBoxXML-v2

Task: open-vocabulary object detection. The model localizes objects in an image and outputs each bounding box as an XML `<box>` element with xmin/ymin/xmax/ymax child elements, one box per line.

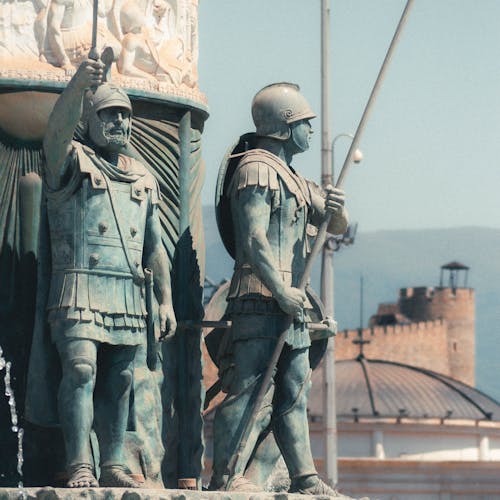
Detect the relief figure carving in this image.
<box><xmin>0</xmin><ymin>0</ymin><xmax>198</xmax><ymax>88</ymax></box>
<box><xmin>116</xmin><ymin>0</ymin><xmax>195</xmax><ymax>86</ymax></box>
<box><xmin>45</xmin><ymin>0</ymin><xmax>120</xmax><ymax>73</ymax></box>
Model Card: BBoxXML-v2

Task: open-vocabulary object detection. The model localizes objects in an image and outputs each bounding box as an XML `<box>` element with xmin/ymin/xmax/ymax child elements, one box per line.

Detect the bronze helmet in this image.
<box><xmin>251</xmin><ymin>82</ymin><xmax>316</xmax><ymax>141</ymax></box>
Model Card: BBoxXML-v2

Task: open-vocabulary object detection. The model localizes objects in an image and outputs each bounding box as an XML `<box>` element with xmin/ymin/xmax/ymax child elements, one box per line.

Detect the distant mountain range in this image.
<box><xmin>203</xmin><ymin>206</ymin><xmax>500</xmax><ymax>401</ymax></box>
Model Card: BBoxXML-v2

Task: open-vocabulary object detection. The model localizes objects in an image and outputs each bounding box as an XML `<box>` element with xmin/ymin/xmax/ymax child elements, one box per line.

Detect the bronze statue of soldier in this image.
<box><xmin>210</xmin><ymin>83</ymin><xmax>350</xmax><ymax>496</ymax></box>
<box><xmin>26</xmin><ymin>58</ymin><xmax>176</xmax><ymax>488</ymax></box>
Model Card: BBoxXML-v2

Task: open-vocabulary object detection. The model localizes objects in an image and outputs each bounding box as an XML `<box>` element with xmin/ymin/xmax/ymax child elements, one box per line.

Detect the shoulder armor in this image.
<box><xmin>215</xmin><ymin>134</ymin><xmax>313</xmax><ymax>259</ymax></box>
<box><xmin>74</xmin><ymin>143</ymin><xmax>106</xmax><ymax>190</ymax></box>
<box><xmin>120</xmin><ymin>155</ymin><xmax>160</xmax><ymax>204</ymax></box>
<box><xmin>231</xmin><ymin>157</ymin><xmax>280</xmax><ymax>192</ymax></box>
<box><xmin>216</xmin><ymin>134</ymin><xmax>261</xmax><ymax>259</ymax></box>
<box><xmin>74</xmin><ymin>142</ymin><xmax>160</xmax><ymax>203</ymax></box>
<box><xmin>132</xmin><ymin>171</ymin><xmax>160</xmax><ymax>204</ymax></box>
<box><xmin>233</xmin><ymin>149</ymin><xmax>310</xmax><ymax>207</ymax></box>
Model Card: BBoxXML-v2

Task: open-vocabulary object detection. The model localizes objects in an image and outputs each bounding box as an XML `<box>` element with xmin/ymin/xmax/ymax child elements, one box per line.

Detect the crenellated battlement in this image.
<box><xmin>335</xmin><ymin>318</ymin><xmax>451</xmax><ymax>377</ymax></box>
<box><xmin>339</xmin><ymin>318</ymin><xmax>445</xmax><ymax>340</ymax></box>
<box><xmin>335</xmin><ymin>276</ymin><xmax>476</xmax><ymax>386</ymax></box>
<box><xmin>400</xmin><ymin>286</ymin><xmax>475</xmax><ymax>304</ymax></box>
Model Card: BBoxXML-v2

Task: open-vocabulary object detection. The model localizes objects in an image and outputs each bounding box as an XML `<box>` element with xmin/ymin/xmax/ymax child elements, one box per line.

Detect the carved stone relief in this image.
<box><xmin>0</xmin><ymin>0</ymin><xmax>202</xmax><ymax>99</ymax></box>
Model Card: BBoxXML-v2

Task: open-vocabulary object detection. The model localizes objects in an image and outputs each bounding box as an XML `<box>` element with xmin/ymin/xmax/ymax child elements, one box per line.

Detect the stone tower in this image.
<box><xmin>398</xmin><ymin>262</ymin><xmax>475</xmax><ymax>386</ymax></box>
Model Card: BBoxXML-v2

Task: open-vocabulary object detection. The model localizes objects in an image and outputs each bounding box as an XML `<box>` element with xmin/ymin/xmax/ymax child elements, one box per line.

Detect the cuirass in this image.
<box><xmin>47</xmin><ymin>176</ymin><xmax>149</xmax><ymax>279</ymax></box>
<box><xmin>266</xmin><ymin>180</ymin><xmax>309</xmax><ymax>283</ymax></box>
<box><xmin>229</xmin><ymin>174</ymin><xmax>311</xmax><ymax>301</ymax></box>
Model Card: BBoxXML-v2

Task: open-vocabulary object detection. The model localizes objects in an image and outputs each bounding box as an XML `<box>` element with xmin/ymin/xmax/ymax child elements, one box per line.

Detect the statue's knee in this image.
<box><xmin>115</xmin><ymin>367</ymin><xmax>133</xmax><ymax>395</ymax></box>
<box><xmin>276</xmin><ymin>371</ymin><xmax>311</xmax><ymax>415</ymax></box>
<box><xmin>120</xmin><ymin>367</ymin><xmax>133</xmax><ymax>387</ymax></box>
<box><xmin>68</xmin><ymin>359</ymin><xmax>95</xmax><ymax>387</ymax></box>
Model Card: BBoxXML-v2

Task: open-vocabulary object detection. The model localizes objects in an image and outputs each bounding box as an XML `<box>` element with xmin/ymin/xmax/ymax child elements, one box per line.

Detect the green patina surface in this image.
<box><xmin>0</xmin><ymin>67</ymin><xmax>206</xmax><ymax>489</ymax></box>
<box><xmin>209</xmin><ymin>83</ymin><xmax>347</xmax><ymax>497</ymax></box>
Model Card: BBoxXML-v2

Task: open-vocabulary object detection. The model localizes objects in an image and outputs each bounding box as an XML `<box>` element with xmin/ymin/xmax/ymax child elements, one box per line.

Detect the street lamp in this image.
<box><xmin>332</xmin><ymin>132</ymin><xmax>363</xmax><ymax>180</ymax></box>
<box><xmin>321</xmin><ymin>132</ymin><xmax>362</xmax><ymax>487</ymax></box>
<box><xmin>328</xmin><ymin>133</ymin><xmax>362</xmax><ymax>250</ymax></box>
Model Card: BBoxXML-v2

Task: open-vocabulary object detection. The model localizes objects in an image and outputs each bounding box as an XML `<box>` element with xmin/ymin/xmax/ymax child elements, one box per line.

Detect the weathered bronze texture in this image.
<box><xmin>24</xmin><ymin>59</ymin><xmax>176</xmax><ymax>489</ymax></box>
<box><xmin>0</xmin><ymin>60</ymin><xmax>206</xmax><ymax>494</ymax></box>
<box><xmin>210</xmin><ymin>83</ymin><xmax>349</xmax><ymax>496</ymax></box>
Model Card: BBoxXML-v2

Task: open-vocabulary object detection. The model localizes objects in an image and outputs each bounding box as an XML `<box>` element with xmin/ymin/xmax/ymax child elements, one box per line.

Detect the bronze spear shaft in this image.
<box><xmin>224</xmin><ymin>0</ymin><xmax>415</xmax><ymax>490</ymax></box>
<box><xmin>88</xmin><ymin>0</ymin><xmax>99</xmax><ymax>60</ymax></box>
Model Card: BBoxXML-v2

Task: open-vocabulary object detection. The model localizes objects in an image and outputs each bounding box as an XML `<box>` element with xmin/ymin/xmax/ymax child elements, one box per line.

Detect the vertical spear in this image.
<box><xmin>319</xmin><ymin>0</ymin><xmax>415</xmax><ymax>487</ymax></box>
<box><xmin>88</xmin><ymin>0</ymin><xmax>99</xmax><ymax>61</ymax></box>
<box><xmin>225</xmin><ymin>0</ymin><xmax>416</xmax><ymax>490</ymax></box>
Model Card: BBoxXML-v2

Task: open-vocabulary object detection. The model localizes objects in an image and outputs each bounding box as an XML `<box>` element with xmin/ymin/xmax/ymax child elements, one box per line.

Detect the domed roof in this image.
<box><xmin>310</xmin><ymin>357</ymin><xmax>500</xmax><ymax>422</ymax></box>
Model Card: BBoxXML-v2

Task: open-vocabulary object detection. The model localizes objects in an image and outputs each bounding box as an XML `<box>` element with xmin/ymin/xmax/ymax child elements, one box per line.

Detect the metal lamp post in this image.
<box><xmin>321</xmin><ymin>131</ymin><xmax>362</xmax><ymax>487</ymax></box>
<box><xmin>332</xmin><ymin>133</ymin><xmax>364</xmax><ymax>168</ymax></box>
<box><xmin>321</xmin><ymin>0</ymin><xmax>412</xmax><ymax>487</ymax></box>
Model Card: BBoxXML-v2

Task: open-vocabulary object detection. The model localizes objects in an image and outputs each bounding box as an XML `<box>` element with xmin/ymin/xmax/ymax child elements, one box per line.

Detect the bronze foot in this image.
<box><xmin>67</xmin><ymin>463</ymin><xmax>98</xmax><ymax>488</ymax></box>
<box><xmin>99</xmin><ymin>465</ymin><xmax>142</xmax><ymax>488</ymax></box>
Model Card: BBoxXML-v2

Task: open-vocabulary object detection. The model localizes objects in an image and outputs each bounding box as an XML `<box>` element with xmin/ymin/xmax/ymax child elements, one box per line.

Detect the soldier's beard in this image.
<box><xmin>88</xmin><ymin>120</ymin><xmax>130</xmax><ymax>149</ymax></box>
<box><xmin>103</xmin><ymin>127</ymin><xmax>129</xmax><ymax>147</ymax></box>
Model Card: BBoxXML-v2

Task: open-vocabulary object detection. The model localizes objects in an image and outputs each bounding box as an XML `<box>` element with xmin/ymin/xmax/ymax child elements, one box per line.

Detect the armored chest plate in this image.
<box><xmin>48</xmin><ymin>176</ymin><xmax>149</xmax><ymax>277</ymax></box>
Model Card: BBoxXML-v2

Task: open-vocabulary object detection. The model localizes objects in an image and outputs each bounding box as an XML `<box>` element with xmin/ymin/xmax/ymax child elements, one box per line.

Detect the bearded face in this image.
<box><xmin>88</xmin><ymin>106</ymin><xmax>132</xmax><ymax>150</ymax></box>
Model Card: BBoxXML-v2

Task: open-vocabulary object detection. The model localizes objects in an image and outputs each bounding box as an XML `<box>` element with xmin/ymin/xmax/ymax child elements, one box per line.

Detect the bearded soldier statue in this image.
<box><xmin>210</xmin><ymin>83</ymin><xmax>350</xmax><ymax>496</ymax></box>
<box><xmin>26</xmin><ymin>58</ymin><xmax>176</xmax><ymax>488</ymax></box>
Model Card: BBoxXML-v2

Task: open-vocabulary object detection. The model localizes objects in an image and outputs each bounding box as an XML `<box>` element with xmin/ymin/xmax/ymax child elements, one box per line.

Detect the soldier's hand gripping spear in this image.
<box><xmin>224</xmin><ymin>0</ymin><xmax>415</xmax><ymax>489</ymax></box>
<box><xmin>63</xmin><ymin>0</ymin><xmax>104</xmax><ymax>95</ymax></box>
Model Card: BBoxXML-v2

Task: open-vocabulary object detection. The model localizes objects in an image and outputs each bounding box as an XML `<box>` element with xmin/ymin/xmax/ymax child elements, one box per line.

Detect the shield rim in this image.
<box><xmin>214</xmin><ymin>132</ymin><xmax>258</xmax><ymax>259</ymax></box>
<box><xmin>203</xmin><ymin>282</ymin><xmax>327</xmax><ymax>371</ymax></box>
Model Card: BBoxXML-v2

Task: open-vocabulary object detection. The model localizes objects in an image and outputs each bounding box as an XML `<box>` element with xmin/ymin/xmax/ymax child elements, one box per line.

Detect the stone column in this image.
<box><xmin>479</xmin><ymin>434</ymin><xmax>490</xmax><ymax>461</ymax></box>
<box><xmin>372</xmin><ymin>430</ymin><xmax>385</xmax><ymax>459</ymax></box>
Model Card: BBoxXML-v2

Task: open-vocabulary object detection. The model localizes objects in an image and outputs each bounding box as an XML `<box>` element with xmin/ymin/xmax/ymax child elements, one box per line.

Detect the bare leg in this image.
<box><xmin>273</xmin><ymin>346</ymin><xmax>316</xmax><ymax>479</ymax></box>
<box><xmin>274</xmin><ymin>346</ymin><xmax>348</xmax><ymax>497</ymax></box>
<box><xmin>56</xmin><ymin>337</ymin><xmax>99</xmax><ymax>488</ymax></box>
<box><xmin>210</xmin><ymin>332</ymin><xmax>276</xmax><ymax>491</ymax></box>
<box><xmin>94</xmin><ymin>344</ymin><xmax>140</xmax><ymax>488</ymax></box>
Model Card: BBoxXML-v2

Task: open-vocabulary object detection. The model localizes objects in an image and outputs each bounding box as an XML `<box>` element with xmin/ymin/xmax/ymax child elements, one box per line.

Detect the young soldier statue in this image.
<box><xmin>211</xmin><ymin>83</ymin><xmax>349</xmax><ymax>496</ymax></box>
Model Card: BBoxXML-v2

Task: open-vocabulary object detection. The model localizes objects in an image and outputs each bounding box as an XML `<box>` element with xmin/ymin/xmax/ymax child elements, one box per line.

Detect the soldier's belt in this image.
<box><xmin>51</xmin><ymin>268</ymin><xmax>137</xmax><ymax>278</ymax></box>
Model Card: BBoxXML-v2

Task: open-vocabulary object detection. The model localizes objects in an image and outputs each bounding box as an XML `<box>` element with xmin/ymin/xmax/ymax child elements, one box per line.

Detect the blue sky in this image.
<box><xmin>197</xmin><ymin>0</ymin><xmax>500</xmax><ymax>232</ymax></box>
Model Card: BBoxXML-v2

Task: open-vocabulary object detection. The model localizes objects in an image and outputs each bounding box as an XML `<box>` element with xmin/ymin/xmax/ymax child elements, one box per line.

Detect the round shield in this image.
<box><xmin>203</xmin><ymin>282</ymin><xmax>327</xmax><ymax>371</ymax></box>
<box><xmin>214</xmin><ymin>133</ymin><xmax>258</xmax><ymax>259</ymax></box>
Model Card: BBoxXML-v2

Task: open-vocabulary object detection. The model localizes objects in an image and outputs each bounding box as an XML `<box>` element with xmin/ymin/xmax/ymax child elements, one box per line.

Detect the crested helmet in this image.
<box><xmin>251</xmin><ymin>82</ymin><xmax>316</xmax><ymax>141</ymax></box>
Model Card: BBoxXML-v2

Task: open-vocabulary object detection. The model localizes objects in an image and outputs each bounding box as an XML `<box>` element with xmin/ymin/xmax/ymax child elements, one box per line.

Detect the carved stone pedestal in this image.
<box><xmin>0</xmin><ymin>488</ymin><xmax>355</xmax><ymax>500</ymax></box>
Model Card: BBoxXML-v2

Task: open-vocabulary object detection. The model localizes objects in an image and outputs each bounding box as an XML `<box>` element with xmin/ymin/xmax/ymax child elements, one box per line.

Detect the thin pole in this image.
<box><xmin>320</xmin><ymin>0</ymin><xmax>337</xmax><ymax>488</ymax></box>
<box><xmin>360</xmin><ymin>274</ymin><xmax>364</xmax><ymax>329</ymax></box>
<box><xmin>319</xmin><ymin>0</ymin><xmax>415</xmax><ymax>487</ymax></box>
<box><xmin>88</xmin><ymin>0</ymin><xmax>99</xmax><ymax>60</ymax></box>
<box><xmin>336</xmin><ymin>0</ymin><xmax>415</xmax><ymax>189</ymax></box>
<box><xmin>314</xmin><ymin>0</ymin><xmax>416</xmax><ymax>282</ymax></box>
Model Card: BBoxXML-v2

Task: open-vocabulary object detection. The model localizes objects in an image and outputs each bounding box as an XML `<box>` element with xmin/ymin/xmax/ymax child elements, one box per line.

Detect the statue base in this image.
<box><xmin>0</xmin><ymin>487</ymin><xmax>355</xmax><ymax>499</ymax></box>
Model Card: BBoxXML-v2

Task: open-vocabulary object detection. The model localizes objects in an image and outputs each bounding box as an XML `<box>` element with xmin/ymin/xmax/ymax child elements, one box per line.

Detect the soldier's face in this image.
<box><xmin>89</xmin><ymin>106</ymin><xmax>132</xmax><ymax>150</ymax></box>
<box><xmin>290</xmin><ymin>119</ymin><xmax>313</xmax><ymax>153</ymax></box>
<box><xmin>99</xmin><ymin>107</ymin><xmax>132</xmax><ymax>147</ymax></box>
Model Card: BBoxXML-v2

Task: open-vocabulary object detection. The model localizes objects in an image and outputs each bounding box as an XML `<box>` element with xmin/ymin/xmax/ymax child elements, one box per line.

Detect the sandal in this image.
<box><xmin>99</xmin><ymin>465</ymin><xmax>142</xmax><ymax>488</ymax></box>
<box><xmin>67</xmin><ymin>463</ymin><xmax>98</xmax><ymax>488</ymax></box>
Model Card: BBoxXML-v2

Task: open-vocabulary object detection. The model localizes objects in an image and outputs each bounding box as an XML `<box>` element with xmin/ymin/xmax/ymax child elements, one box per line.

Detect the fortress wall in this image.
<box><xmin>335</xmin><ymin>319</ymin><xmax>450</xmax><ymax>377</ymax></box>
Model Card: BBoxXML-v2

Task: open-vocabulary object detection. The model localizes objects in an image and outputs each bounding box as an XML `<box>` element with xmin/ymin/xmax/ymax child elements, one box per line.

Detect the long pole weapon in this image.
<box><xmin>88</xmin><ymin>0</ymin><xmax>100</xmax><ymax>61</ymax></box>
<box><xmin>224</xmin><ymin>0</ymin><xmax>415</xmax><ymax>489</ymax></box>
